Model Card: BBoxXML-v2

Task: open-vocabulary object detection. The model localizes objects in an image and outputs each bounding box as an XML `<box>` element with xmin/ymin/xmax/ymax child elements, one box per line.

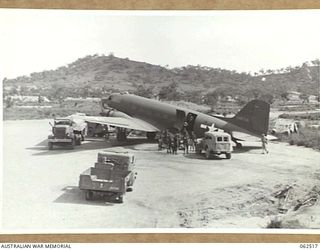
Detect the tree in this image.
<box><xmin>134</xmin><ymin>85</ymin><xmax>153</xmax><ymax>98</ymax></box>
<box><xmin>203</xmin><ymin>91</ymin><xmax>220</xmax><ymax>106</ymax></box>
<box><xmin>281</xmin><ymin>92</ymin><xmax>289</xmax><ymax>101</ymax></box>
<box><xmin>261</xmin><ymin>93</ymin><xmax>274</xmax><ymax>104</ymax></box>
<box><xmin>38</xmin><ymin>95</ymin><xmax>44</xmax><ymax>104</ymax></box>
<box><xmin>5</xmin><ymin>96</ymin><xmax>13</xmax><ymax>108</ymax></box>
<box><xmin>299</xmin><ymin>93</ymin><xmax>309</xmax><ymax>104</ymax></box>
<box><xmin>158</xmin><ymin>82</ymin><xmax>180</xmax><ymax>100</ymax></box>
<box><xmin>246</xmin><ymin>88</ymin><xmax>262</xmax><ymax>100</ymax></box>
<box><xmin>311</xmin><ymin>59</ymin><xmax>320</xmax><ymax>66</ymax></box>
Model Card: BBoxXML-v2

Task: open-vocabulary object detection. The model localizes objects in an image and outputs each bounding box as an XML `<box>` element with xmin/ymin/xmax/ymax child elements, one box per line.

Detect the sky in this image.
<box><xmin>1</xmin><ymin>9</ymin><xmax>320</xmax><ymax>79</ymax></box>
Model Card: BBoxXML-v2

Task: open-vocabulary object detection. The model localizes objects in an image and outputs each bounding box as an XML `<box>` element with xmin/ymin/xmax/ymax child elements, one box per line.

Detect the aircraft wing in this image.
<box><xmin>70</xmin><ymin>115</ymin><xmax>159</xmax><ymax>132</ymax></box>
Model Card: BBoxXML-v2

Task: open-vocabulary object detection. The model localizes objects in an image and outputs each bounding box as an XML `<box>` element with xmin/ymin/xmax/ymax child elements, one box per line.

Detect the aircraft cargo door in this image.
<box><xmin>176</xmin><ymin>109</ymin><xmax>186</xmax><ymax>121</ymax></box>
<box><xmin>185</xmin><ymin>112</ymin><xmax>197</xmax><ymax>134</ymax></box>
<box><xmin>174</xmin><ymin>109</ymin><xmax>186</xmax><ymax>132</ymax></box>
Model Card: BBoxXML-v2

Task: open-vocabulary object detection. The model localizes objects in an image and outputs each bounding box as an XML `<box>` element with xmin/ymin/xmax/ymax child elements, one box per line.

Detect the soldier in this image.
<box><xmin>183</xmin><ymin>135</ymin><xmax>189</xmax><ymax>154</ymax></box>
<box><xmin>166</xmin><ymin>136</ymin><xmax>172</xmax><ymax>154</ymax></box>
<box><xmin>261</xmin><ymin>134</ymin><xmax>269</xmax><ymax>154</ymax></box>
<box><xmin>172</xmin><ymin>134</ymin><xmax>178</xmax><ymax>155</ymax></box>
<box><xmin>158</xmin><ymin>133</ymin><xmax>163</xmax><ymax>150</ymax></box>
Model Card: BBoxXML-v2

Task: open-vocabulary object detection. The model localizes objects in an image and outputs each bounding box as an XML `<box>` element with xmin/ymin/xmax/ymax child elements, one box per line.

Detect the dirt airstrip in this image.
<box><xmin>2</xmin><ymin>120</ymin><xmax>320</xmax><ymax>230</ymax></box>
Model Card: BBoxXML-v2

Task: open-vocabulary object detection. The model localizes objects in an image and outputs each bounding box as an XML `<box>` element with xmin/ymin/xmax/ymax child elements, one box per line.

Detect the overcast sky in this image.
<box><xmin>1</xmin><ymin>9</ymin><xmax>320</xmax><ymax>79</ymax></box>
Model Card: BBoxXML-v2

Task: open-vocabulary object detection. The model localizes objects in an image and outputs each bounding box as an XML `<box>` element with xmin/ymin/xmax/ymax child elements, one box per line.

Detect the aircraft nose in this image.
<box><xmin>101</xmin><ymin>93</ymin><xmax>118</xmax><ymax>109</ymax></box>
<box><xmin>101</xmin><ymin>95</ymin><xmax>112</xmax><ymax>109</ymax></box>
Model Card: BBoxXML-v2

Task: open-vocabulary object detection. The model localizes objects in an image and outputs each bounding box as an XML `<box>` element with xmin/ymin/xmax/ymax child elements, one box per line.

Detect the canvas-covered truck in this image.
<box><xmin>48</xmin><ymin>118</ymin><xmax>84</xmax><ymax>150</ymax></box>
<box><xmin>79</xmin><ymin>151</ymin><xmax>136</xmax><ymax>203</ymax></box>
<box><xmin>195</xmin><ymin>130</ymin><xmax>233</xmax><ymax>159</ymax></box>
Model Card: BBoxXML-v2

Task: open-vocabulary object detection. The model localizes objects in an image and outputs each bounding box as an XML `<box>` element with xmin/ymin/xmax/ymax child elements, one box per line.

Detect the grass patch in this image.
<box><xmin>280</xmin><ymin>127</ymin><xmax>320</xmax><ymax>150</ymax></box>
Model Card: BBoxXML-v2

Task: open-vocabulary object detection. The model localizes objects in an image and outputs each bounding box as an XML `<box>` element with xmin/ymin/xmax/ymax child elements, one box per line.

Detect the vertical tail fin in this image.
<box><xmin>231</xmin><ymin>100</ymin><xmax>270</xmax><ymax>135</ymax></box>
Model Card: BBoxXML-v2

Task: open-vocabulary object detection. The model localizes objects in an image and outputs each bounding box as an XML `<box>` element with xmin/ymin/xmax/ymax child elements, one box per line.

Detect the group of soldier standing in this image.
<box><xmin>157</xmin><ymin>129</ymin><xmax>195</xmax><ymax>155</ymax></box>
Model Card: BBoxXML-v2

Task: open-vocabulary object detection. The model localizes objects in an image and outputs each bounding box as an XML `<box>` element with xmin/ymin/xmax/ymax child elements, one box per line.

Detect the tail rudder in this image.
<box><xmin>231</xmin><ymin>100</ymin><xmax>270</xmax><ymax>135</ymax></box>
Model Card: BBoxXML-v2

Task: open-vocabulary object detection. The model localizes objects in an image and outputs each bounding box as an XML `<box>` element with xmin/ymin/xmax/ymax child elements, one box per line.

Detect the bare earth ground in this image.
<box><xmin>2</xmin><ymin>120</ymin><xmax>320</xmax><ymax>231</ymax></box>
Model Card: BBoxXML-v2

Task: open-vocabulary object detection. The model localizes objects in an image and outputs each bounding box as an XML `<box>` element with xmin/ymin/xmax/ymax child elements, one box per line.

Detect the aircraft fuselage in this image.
<box><xmin>103</xmin><ymin>93</ymin><xmax>257</xmax><ymax>138</ymax></box>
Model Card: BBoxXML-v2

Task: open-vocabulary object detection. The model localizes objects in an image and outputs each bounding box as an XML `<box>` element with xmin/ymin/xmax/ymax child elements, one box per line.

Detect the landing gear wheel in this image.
<box><xmin>195</xmin><ymin>144</ymin><xmax>202</xmax><ymax>154</ymax></box>
<box><xmin>48</xmin><ymin>142</ymin><xmax>53</xmax><ymax>150</ymax></box>
<box><xmin>126</xmin><ymin>187</ymin><xmax>133</xmax><ymax>192</ymax></box>
<box><xmin>116</xmin><ymin>128</ymin><xmax>127</xmax><ymax>141</ymax></box>
<box><xmin>225</xmin><ymin>153</ymin><xmax>231</xmax><ymax>159</ymax></box>
<box><xmin>146</xmin><ymin>132</ymin><xmax>156</xmax><ymax>141</ymax></box>
<box><xmin>85</xmin><ymin>190</ymin><xmax>94</xmax><ymax>200</ymax></box>
<box><xmin>235</xmin><ymin>142</ymin><xmax>243</xmax><ymax>149</ymax></box>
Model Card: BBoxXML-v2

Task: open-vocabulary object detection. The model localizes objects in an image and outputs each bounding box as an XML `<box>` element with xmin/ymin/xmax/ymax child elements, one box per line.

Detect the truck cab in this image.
<box><xmin>195</xmin><ymin>131</ymin><xmax>233</xmax><ymax>159</ymax></box>
<box><xmin>48</xmin><ymin>118</ymin><xmax>82</xmax><ymax>150</ymax></box>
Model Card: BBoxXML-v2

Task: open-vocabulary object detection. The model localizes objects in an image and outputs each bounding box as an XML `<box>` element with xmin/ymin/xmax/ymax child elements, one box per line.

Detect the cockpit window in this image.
<box><xmin>102</xmin><ymin>101</ymin><xmax>109</xmax><ymax>109</ymax></box>
<box><xmin>224</xmin><ymin>137</ymin><xmax>229</xmax><ymax>141</ymax></box>
<box><xmin>217</xmin><ymin>137</ymin><xmax>223</xmax><ymax>142</ymax></box>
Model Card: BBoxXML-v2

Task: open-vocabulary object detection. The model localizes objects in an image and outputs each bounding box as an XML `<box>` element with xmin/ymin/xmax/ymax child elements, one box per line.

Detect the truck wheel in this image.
<box><xmin>205</xmin><ymin>148</ymin><xmax>212</xmax><ymax>159</ymax></box>
<box><xmin>85</xmin><ymin>190</ymin><xmax>94</xmax><ymax>200</ymax></box>
<box><xmin>226</xmin><ymin>153</ymin><xmax>231</xmax><ymax>159</ymax></box>
<box><xmin>115</xmin><ymin>194</ymin><xmax>124</xmax><ymax>203</ymax></box>
<box><xmin>118</xmin><ymin>195</ymin><xmax>124</xmax><ymax>203</ymax></box>
<box><xmin>48</xmin><ymin>142</ymin><xmax>53</xmax><ymax>150</ymax></box>
<box><xmin>87</xmin><ymin>128</ymin><xmax>94</xmax><ymax>137</ymax></box>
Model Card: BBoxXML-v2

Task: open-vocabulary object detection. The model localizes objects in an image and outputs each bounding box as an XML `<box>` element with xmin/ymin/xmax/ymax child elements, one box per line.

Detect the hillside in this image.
<box><xmin>3</xmin><ymin>54</ymin><xmax>320</xmax><ymax>105</ymax></box>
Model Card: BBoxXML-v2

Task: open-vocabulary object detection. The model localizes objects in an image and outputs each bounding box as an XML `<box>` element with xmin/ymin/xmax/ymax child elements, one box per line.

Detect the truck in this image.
<box><xmin>79</xmin><ymin>151</ymin><xmax>136</xmax><ymax>203</ymax></box>
<box><xmin>48</xmin><ymin>118</ymin><xmax>86</xmax><ymax>150</ymax></box>
<box><xmin>195</xmin><ymin>130</ymin><xmax>233</xmax><ymax>159</ymax></box>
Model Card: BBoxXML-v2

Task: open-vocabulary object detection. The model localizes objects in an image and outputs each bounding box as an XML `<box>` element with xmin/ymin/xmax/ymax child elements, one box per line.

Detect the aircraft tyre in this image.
<box><xmin>236</xmin><ymin>143</ymin><xmax>243</xmax><ymax>149</ymax></box>
<box><xmin>195</xmin><ymin>144</ymin><xmax>202</xmax><ymax>154</ymax></box>
<box><xmin>226</xmin><ymin>153</ymin><xmax>231</xmax><ymax>159</ymax></box>
<box><xmin>116</xmin><ymin>132</ymin><xmax>127</xmax><ymax>141</ymax></box>
<box><xmin>48</xmin><ymin>142</ymin><xmax>53</xmax><ymax>150</ymax></box>
<box><xmin>126</xmin><ymin>187</ymin><xmax>133</xmax><ymax>192</ymax></box>
<box><xmin>146</xmin><ymin>132</ymin><xmax>156</xmax><ymax>140</ymax></box>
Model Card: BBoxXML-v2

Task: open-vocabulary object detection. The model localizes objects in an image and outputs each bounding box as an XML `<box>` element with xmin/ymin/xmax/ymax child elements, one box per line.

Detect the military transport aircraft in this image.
<box><xmin>74</xmin><ymin>92</ymin><xmax>270</xmax><ymax>148</ymax></box>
